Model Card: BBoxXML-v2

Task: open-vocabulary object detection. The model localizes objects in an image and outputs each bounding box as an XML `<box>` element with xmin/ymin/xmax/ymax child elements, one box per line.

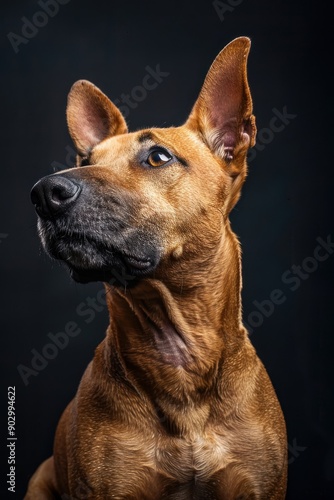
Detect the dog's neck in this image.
<box><xmin>103</xmin><ymin>226</ymin><xmax>248</xmax><ymax>404</ymax></box>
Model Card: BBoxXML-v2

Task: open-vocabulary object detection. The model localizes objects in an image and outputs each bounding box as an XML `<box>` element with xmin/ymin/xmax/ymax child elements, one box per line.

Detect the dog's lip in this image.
<box><xmin>41</xmin><ymin>227</ymin><xmax>159</xmax><ymax>281</ymax></box>
<box><xmin>50</xmin><ymin>231</ymin><xmax>153</xmax><ymax>269</ymax></box>
<box><xmin>121</xmin><ymin>253</ymin><xmax>153</xmax><ymax>270</ymax></box>
<box><xmin>65</xmin><ymin>253</ymin><xmax>155</xmax><ymax>285</ymax></box>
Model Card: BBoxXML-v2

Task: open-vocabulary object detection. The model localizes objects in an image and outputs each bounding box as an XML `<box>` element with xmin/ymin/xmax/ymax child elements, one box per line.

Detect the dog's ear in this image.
<box><xmin>66</xmin><ymin>80</ymin><xmax>128</xmax><ymax>157</ymax></box>
<box><xmin>186</xmin><ymin>37</ymin><xmax>256</xmax><ymax>168</ymax></box>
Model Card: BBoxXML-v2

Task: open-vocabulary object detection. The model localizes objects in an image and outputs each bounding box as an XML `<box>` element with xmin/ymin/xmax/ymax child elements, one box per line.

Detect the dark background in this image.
<box><xmin>1</xmin><ymin>0</ymin><xmax>333</xmax><ymax>498</ymax></box>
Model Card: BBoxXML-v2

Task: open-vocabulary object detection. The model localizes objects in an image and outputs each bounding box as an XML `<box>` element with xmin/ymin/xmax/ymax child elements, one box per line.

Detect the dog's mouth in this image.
<box><xmin>68</xmin><ymin>253</ymin><xmax>155</xmax><ymax>286</ymax></box>
<box><xmin>38</xmin><ymin>223</ymin><xmax>160</xmax><ymax>286</ymax></box>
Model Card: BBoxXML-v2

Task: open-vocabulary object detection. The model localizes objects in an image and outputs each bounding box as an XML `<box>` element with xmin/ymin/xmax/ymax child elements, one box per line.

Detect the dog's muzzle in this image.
<box><xmin>30</xmin><ymin>172</ymin><xmax>162</xmax><ymax>285</ymax></box>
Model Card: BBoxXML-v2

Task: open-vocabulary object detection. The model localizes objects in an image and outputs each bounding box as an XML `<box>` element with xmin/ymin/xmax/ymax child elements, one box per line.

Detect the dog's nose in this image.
<box><xmin>31</xmin><ymin>175</ymin><xmax>81</xmax><ymax>218</ymax></box>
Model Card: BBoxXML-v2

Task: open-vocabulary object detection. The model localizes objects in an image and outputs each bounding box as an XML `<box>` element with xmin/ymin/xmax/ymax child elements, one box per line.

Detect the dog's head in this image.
<box><xmin>31</xmin><ymin>37</ymin><xmax>256</xmax><ymax>287</ymax></box>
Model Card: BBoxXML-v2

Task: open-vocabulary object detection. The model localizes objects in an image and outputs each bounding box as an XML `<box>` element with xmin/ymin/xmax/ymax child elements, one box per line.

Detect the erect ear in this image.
<box><xmin>66</xmin><ymin>80</ymin><xmax>128</xmax><ymax>158</ymax></box>
<box><xmin>186</xmin><ymin>37</ymin><xmax>256</xmax><ymax>170</ymax></box>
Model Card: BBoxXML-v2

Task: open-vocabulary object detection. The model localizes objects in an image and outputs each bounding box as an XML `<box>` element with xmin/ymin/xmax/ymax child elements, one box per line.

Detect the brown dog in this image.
<box><xmin>26</xmin><ymin>37</ymin><xmax>287</xmax><ymax>499</ymax></box>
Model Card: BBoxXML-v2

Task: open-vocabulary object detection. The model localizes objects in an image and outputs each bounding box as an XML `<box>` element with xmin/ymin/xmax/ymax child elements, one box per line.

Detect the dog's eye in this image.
<box><xmin>146</xmin><ymin>150</ymin><xmax>172</xmax><ymax>168</ymax></box>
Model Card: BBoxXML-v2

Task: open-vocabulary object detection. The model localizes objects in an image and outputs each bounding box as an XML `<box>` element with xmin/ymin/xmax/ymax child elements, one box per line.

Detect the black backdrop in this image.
<box><xmin>1</xmin><ymin>0</ymin><xmax>333</xmax><ymax>498</ymax></box>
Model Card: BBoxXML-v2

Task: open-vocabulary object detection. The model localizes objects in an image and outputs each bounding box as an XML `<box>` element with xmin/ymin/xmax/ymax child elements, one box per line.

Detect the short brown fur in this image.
<box><xmin>25</xmin><ymin>37</ymin><xmax>287</xmax><ymax>499</ymax></box>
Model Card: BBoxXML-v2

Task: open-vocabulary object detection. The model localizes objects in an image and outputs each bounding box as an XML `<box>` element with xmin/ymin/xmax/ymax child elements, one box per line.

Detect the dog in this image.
<box><xmin>25</xmin><ymin>37</ymin><xmax>287</xmax><ymax>499</ymax></box>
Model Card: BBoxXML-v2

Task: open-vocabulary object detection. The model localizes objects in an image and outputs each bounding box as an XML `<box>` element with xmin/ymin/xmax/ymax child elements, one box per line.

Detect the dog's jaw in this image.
<box><xmin>36</xmin><ymin>214</ymin><xmax>162</xmax><ymax>287</ymax></box>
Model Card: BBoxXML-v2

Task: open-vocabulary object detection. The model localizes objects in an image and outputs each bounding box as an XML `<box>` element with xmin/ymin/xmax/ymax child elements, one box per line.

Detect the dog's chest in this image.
<box><xmin>155</xmin><ymin>430</ymin><xmax>232</xmax><ymax>481</ymax></box>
